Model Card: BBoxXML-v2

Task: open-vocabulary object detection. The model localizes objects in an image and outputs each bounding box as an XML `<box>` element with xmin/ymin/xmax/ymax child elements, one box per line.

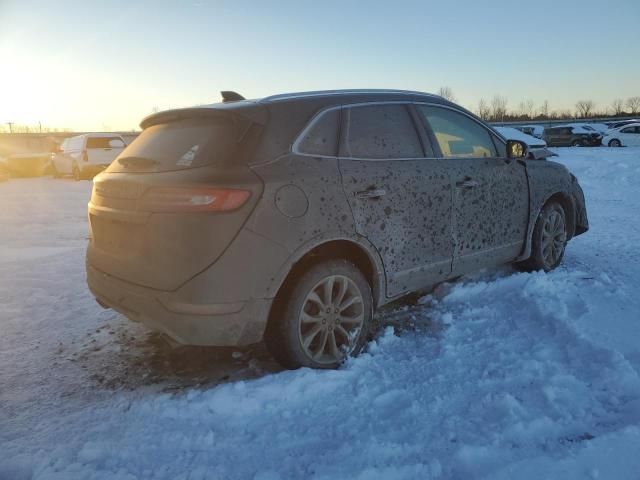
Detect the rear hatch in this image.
<box><xmin>87</xmin><ymin>111</ymin><xmax>264</xmax><ymax>291</ymax></box>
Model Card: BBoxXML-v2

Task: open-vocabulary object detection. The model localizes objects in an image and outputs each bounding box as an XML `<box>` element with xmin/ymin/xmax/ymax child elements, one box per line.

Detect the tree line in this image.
<box><xmin>3</xmin><ymin>90</ymin><xmax>640</xmax><ymax>133</ymax></box>
<box><xmin>437</xmin><ymin>87</ymin><xmax>640</xmax><ymax>122</ymax></box>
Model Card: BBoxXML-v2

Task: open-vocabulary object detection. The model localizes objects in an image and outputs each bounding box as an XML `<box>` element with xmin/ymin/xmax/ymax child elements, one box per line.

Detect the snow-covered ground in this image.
<box><xmin>1</xmin><ymin>148</ymin><xmax>639</xmax><ymax>480</ymax></box>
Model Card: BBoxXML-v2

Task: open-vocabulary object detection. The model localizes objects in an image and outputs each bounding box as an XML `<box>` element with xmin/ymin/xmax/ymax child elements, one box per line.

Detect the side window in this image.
<box><xmin>340</xmin><ymin>104</ymin><xmax>423</xmax><ymax>159</ymax></box>
<box><xmin>87</xmin><ymin>137</ymin><xmax>125</xmax><ymax>149</ymax></box>
<box><xmin>297</xmin><ymin>109</ymin><xmax>339</xmax><ymax>156</ymax></box>
<box><xmin>417</xmin><ymin>105</ymin><xmax>497</xmax><ymax>158</ymax></box>
<box><xmin>621</xmin><ymin>126</ymin><xmax>634</xmax><ymax>134</ymax></box>
<box><xmin>68</xmin><ymin>137</ymin><xmax>83</xmax><ymax>151</ymax></box>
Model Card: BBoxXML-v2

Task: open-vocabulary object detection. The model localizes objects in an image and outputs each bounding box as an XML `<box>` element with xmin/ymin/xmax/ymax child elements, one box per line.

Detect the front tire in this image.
<box><xmin>265</xmin><ymin>259</ymin><xmax>372</xmax><ymax>369</ymax></box>
<box><xmin>571</xmin><ymin>140</ymin><xmax>583</xmax><ymax>147</ymax></box>
<box><xmin>518</xmin><ymin>202</ymin><xmax>567</xmax><ymax>272</ymax></box>
<box><xmin>608</xmin><ymin>139</ymin><xmax>622</xmax><ymax>147</ymax></box>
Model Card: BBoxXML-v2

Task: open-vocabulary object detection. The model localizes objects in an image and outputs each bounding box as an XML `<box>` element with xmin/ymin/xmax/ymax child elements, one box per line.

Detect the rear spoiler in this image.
<box><xmin>140</xmin><ymin>102</ymin><xmax>267</xmax><ymax>129</ymax></box>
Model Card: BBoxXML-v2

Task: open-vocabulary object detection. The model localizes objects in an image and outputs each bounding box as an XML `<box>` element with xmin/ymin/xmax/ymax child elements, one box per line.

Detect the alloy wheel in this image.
<box><xmin>541</xmin><ymin>209</ymin><xmax>566</xmax><ymax>268</ymax></box>
<box><xmin>298</xmin><ymin>275</ymin><xmax>364</xmax><ymax>365</ymax></box>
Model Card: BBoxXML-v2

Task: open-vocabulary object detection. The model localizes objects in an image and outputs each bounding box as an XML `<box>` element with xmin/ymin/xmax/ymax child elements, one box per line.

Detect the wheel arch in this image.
<box><xmin>277</xmin><ymin>238</ymin><xmax>384</xmax><ymax>305</ymax></box>
<box><xmin>517</xmin><ymin>190</ymin><xmax>576</xmax><ymax>262</ymax></box>
<box><xmin>545</xmin><ymin>191</ymin><xmax>576</xmax><ymax>240</ymax></box>
<box><xmin>265</xmin><ymin>237</ymin><xmax>386</xmax><ymax>336</ymax></box>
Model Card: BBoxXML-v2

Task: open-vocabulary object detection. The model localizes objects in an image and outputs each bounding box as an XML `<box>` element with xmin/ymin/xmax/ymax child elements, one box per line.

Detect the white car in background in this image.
<box><xmin>515</xmin><ymin>125</ymin><xmax>544</xmax><ymax>139</ymax></box>
<box><xmin>51</xmin><ymin>133</ymin><xmax>126</xmax><ymax>180</ymax></box>
<box><xmin>601</xmin><ymin>123</ymin><xmax>640</xmax><ymax>147</ymax></box>
<box><xmin>494</xmin><ymin>126</ymin><xmax>547</xmax><ymax>149</ymax></box>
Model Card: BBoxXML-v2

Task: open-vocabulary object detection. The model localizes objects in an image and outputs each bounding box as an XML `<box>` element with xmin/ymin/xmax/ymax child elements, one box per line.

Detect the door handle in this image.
<box><xmin>456</xmin><ymin>179</ymin><xmax>480</xmax><ymax>189</ymax></box>
<box><xmin>355</xmin><ymin>188</ymin><xmax>386</xmax><ymax>199</ymax></box>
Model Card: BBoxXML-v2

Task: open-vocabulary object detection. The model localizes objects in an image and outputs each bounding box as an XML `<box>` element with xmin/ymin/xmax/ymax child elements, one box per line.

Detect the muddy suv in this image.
<box><xmin>87</xmin><ymin>89</ymin><xmax>588</xmax><ymax>369</ymax></box>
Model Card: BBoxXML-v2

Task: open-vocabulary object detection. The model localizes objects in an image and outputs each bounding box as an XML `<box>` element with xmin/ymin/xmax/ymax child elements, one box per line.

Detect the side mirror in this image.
<box><xmin>506</xmin><ymin>140</ymin><xmax>528</xmax><ymax>159</ymax></box>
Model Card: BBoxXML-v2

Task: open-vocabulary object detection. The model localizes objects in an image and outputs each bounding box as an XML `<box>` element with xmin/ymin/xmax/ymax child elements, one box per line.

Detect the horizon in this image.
<box><xmin>1</xmin><ymin>0</ymin><xmax>639</xmax><ymax>131</ymax></box>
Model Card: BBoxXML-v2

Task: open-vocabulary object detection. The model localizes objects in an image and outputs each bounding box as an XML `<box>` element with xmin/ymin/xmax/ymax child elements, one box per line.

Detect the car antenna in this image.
<box><xmin>221</xmin><ymin>91</ymin><xmax>245</xmax><ymax>103</ymax></box>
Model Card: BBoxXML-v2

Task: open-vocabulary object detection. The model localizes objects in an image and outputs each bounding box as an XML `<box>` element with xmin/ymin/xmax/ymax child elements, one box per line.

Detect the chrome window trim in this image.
<box><xmin>291</xmin><ymin>105</ymin><xmax>342</xmax><ymax>159</ymax></box>
<box><xmin>291</xmin><ymin>101</ymin><xmax>505</xmax><ymax>161</ymax></box>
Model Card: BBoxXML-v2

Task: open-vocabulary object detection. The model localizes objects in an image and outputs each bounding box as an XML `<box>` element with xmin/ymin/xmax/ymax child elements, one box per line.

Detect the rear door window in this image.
<box><xmin>417</xmin><ymin>105</ymin><xmax>497</xmax><ymax>158</ymax></box>
<box><xmin>339</xmin><ymin>104</ymin><xmax>423</xmax><ymax>159</ymax></box>
<box><xmin>106</xmin><ymin>118</ymin><xmax>239</xmax><ymax>173</ymax></box>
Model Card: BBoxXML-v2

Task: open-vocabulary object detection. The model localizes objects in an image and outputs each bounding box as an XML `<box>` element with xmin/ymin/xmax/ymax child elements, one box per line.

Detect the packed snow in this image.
<box><xmin>1</xmin><ymin>148</ymin><xmax>640</xmax><ymax>480</ymax></box>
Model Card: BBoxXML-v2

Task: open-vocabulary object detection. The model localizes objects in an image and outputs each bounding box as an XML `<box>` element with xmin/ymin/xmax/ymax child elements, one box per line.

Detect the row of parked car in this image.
<box><xmin>2</xmin><ymin>117</ymin><xmax>638</xmax><ymax>183</ymax></box>
<box><xmin>0</xmin><ymin>133</ymin><xmax>128</xmax><ymax>180</ymax></box>
<box><xmin>507</xmin><ymin>119</ymin><xmax>640</xmax><ymax>148</ymax></box>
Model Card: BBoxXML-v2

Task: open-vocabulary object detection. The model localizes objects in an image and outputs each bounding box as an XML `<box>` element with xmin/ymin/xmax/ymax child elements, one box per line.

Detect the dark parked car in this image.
<box><xmin>86</xmin><ymin>89</ymin><xmax>589</xmax><ymax>369</ymax></box>
<box><xmin>542</xmin><ymin>126</ymin><xmax>602</xmax><ymax>147</ymax></box>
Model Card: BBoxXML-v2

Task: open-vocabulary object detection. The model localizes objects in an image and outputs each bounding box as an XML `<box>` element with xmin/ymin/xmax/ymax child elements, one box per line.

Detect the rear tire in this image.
<box><xmin>265</xmin><ymin>259</ymin><xmax>372</xmax><ymax>369</ymax></box>
<box><xmin>608</xmin><ymin>139</ymin><xmax>621</xmax><ymax>147</ymax></box>
<box><xmin>517</xmin><ymin>202</ymin><xmax>567</xmax><ymax>272</ymax></box>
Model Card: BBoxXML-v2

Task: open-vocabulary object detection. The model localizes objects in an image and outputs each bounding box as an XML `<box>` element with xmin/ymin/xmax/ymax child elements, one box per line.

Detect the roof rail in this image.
<box><xmin>261</xmin><ymin>89</ymin><xmax>438</xmax><ymax>103</ymax></box>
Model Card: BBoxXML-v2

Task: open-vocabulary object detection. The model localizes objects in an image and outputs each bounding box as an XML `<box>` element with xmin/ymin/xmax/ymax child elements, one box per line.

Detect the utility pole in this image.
<box><xmin>7</xmin><ymin>122</ymin><xmax>14</xmax><ymax>133</ymax></box>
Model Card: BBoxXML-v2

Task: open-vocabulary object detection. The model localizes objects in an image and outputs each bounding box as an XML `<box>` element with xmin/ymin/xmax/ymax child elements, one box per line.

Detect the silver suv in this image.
<box><xmin>86</xmin><ymin>89</ymin><xmax>588</xmax><ymax>369</ymax></box>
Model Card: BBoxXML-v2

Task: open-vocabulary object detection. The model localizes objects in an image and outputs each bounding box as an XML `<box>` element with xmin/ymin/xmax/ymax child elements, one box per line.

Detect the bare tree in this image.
<box><xmin>627</xmin><ymin>96</ymin><xmax>640</xmax><ymax>115</ymax></box>
<box><xmin>437</xmin><ymin>86</ymin><xmax>456</xmax><ymax>102</ymax></box>
<box><xmin>575</xmin><ymin>100</ymin><xmax>595</xmax><ymax>118</ymax></box>
<box><xmin>477</xmin><ymin>98</ymin><xmax>490</xmax><ymax>120</ymax></box>
<box><xmin>526</xmin><ymin>99</ymin><xmax>534</xmax><ymax>118</ymax></box>
<box><xmin>490</xmin><ymin>95</ymin><xmax>508</xmax><ymax>122</ymax></box>
<box><xmin>516</xmin><ymin>99</ymin><xmax>534</xmax><ymax>118</ymax></box>
<box><xmin>558</xmin><ymin>109</ymin><xmax>573</xmax><ymax>120</ymax></box>
<box><xmin>611</xmin><ymin>98</ymin><xmax>625</xmax><ymax>115</ymax></box>
<box><xmin>538</xmin><ymin>100</ymin><xmax>549</xmax><ymax>118</ymax></box>
<box><xmin>517</xmin><ymin>101</ymin><xmax>526</xmax><ymax>117</ymax></box>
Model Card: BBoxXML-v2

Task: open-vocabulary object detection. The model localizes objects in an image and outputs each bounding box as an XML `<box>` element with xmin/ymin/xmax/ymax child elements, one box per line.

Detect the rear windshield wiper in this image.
<box><xmin>117</xmin><ymin>156</ymin><xmax>159</xmax><ymax>168</ymax></box>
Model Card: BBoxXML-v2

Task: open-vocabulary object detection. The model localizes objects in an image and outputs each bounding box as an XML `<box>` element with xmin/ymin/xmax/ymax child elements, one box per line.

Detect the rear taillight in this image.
<box><xmin>138</xmin><ymin>187</ymin><xmax>250</xmax><ymax>213</ymax></box>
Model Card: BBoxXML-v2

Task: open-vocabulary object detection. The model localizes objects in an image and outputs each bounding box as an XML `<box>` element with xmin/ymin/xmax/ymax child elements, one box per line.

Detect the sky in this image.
<box><xmin>0</xmin><ymin>0</ymin><xmax>638</xmax><ymax>131</ymax></box>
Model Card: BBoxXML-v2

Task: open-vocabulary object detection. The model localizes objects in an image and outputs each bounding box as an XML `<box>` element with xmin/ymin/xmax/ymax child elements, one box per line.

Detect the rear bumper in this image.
<box><xmin>87</xmin><ymin>263</ymin><xmax>272</xmax><ymax>346</ymax></box>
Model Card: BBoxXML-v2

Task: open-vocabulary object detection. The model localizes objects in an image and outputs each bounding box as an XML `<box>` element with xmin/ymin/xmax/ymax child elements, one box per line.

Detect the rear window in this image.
<box><xmin>297</xmin><ymin>109</ymin><xmax>339</xmax><ymax>156</ymax></box>
<box><xmin>106</xmin><ymin>118</ymin><xmax>238</xmax><ymax>173</ymax></box>
<box><xmin>87</xmin><ymin>137</ymin><xmax>125</xmax><ymax>149</ymax></box>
